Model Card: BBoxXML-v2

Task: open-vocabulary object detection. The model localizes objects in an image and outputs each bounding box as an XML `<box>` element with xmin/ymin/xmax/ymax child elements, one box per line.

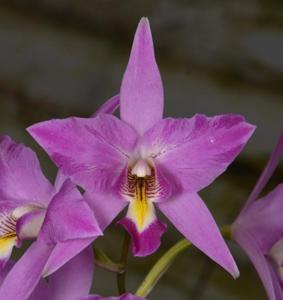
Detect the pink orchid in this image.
<box><xmin>0</xmin><ymin>95</ymin><xmax>119</xmax><ymax>299</ymax></box>
<box><xmin>232</xmin><ymin>132</ymin><xmax>283</xmax><ymax>300</ymax></box>
<box><xmin>28</xmin><ymin>17</ymin><xmax>255</xmax><ymax>277</ymax></box>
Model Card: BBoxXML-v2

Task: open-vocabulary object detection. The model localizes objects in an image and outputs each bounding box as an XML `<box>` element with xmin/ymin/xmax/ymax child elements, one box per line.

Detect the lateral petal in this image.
<box><xmin>141</xmin><ymin>114</ymin><xmax>255</xmax><ymax>192</ymax></box>
<box><xmin>39</xmin><ymin>180</ymin><xmax>101</xmax><ymax>245</ymax></box>
<box><xmin>158</xmin><ymin>192</ymin><xmax>239</xmax><ymax>278</ymax></box>
<box><xmin>30</xmin><ymin>247</ymin><xmax>94</xmax><ymax>300</ymax></box>
<box><xmin>0</xmin><ymin>240</ymin><xmax>53</xmax><ymax>300</ymax></box>
<box><xmin>120</xmin><ymin>18</ymin><xmax>163</xmax><ymax>135</ymax></box>
<box><xmin>0</xmin><ymin>136</ymin><xmax>54</xmax><ymax>205</ymax></box>
<box><xmin>28</xmin><ymin>114</ymin><xmax>137</xmax><ymax>193</ymax></box>
<box><xmin>42</xmin><ymin>238</ymin><xmax>94</xmax><ymax>277</ymax></box>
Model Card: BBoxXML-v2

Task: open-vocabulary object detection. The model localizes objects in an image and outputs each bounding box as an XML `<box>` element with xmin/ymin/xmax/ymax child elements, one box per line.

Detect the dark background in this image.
<box><xmin>1</xmin><ymin>1</ymin><xmax>283</xmax><ymax>299</ymax></box>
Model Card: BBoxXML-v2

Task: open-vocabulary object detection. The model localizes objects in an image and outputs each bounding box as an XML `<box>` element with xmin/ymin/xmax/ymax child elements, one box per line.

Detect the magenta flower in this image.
<box><xmin>30</xmin><ymin>248</ymin><xmax>94</xmax><ymax>300</ymax></box>
<box><xmin>0</xmin><ymin>94</ymin><xmax>118</xmax><ymax>271</ymax></box>
<box><xmin>0</xmin><ymin>178</ymin><xmax>101</xmax><ymax>300</ymax></box>
<box><xmin>0</xmin><ymin>137</ymin><xmax>102</xmax><ymax>299</ymax></box>
<box><xmin>0</xmin><ymin>248</ymin><xmax>94</xmax><ymax>300</ymax></box>
<box><xmin>28</xmin><ymin>17</ymin><xmax>255</xmax><ymax>277</ymax></box>
<box><xmin>81</xmin><ymin>294</ymin><xmax>145</xmax><ymax>300</ymax></box>
<box><xmin>232</xmin><ymin>132</ymin><xmax>283</xmax><ymax>300</ymax></box>
<box><xmin>0</xmin><ymin>135</ymin><xmax>54</xmax><ymax>270</ymax></box>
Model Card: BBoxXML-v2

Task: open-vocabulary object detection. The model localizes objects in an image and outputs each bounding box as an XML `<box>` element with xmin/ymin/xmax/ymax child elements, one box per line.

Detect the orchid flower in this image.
<box><xmin>0</xmin><ymin>93</ymin><xmax>119</xmax><ymax>272</ymax></box>
<box><xmin>81</xmin><ymin>294</ymin><xmax>145</xmax><ymax>300</ymax></box>
<box><xmin>0</xmin><ymin>95</ymin><xmax>120</xmax><ymax>299</ymax></box>
<box><xmin>232</xmin><ymin>132</ymin><xmax>283</xmax><ymax>300</ymax></box>
<box><xmin>29</xmin><ymin>247</ymin><xmax>94</xmax><ymax>300</ymax></box>
<box><xmin>0</xmin><ymin>135</ymin><xmax>55</xmax><ymax>270</ymax></box>
<box><xmin>0</xmin><ymin>247</ymin><xmax>94</xmax><ymax>300</ymax></box>
<box><xmin>0</xmin><ymin>90</ymin><xmax>119</xmax><ymax>272</ymax></box>
<box><xmin>0</xmin><ymin>177</ymin><xmax>101</xmax><ymax>300</ymax></box>
<box><xmin>28</xmin><ymin>17</ymin><xmax>255</xmax><ymax>277</ymax></box>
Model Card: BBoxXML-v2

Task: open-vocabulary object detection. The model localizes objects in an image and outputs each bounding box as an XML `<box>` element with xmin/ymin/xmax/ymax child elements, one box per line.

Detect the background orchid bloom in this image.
<box><xmin>29</xmin><ymin>247</ymin><xmax>94</xmax><ymax>300</ymax></box>
<box><xmin>0</xmin><ymin>135</ymin><xmax>55</xmax><ymax>270</ymax></box>
<box><xmin>81</xmin><ymin>294</ymin><xmax>145</xmax><ymax>300</ymax></box>
<box><xmin>28</xmin><ymin>17</ymin><xmax>255</xmax><ymax>277</ymax></box>
<box><xmin>0</xmin><ymin>178</ymin><xmax>101</xmax><ymax>300</ymax></box>
<box><xmin>0</xmin><ymin>248</ymin><xmax>94</xmax><ymax>300</ymax></box>
<box><xmin>0</xmin><ymin>95</ymin><xmax>120</xmax><ymax>300</ymax></box>
<box><xmin>232</xmin><ymin>132</ymin><xmax>283</xmax><ymax>300</ymax></box>
<box><xmin>0</xmin><ymin>94</ymin><xmax>119</xmax><ymax>271</ymax></box>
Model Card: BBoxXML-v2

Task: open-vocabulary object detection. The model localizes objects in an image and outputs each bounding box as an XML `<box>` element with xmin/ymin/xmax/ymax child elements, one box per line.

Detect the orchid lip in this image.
<box><xmin>0</xmin><ymin>210</ymin><xmax>18</xmax><ymax>263</ymax></box>
<box><xmin>122</xmin><ymin>163</ymin><xmax>159</xmax><ymax>203</ymax></box>
<box><xmin>0</xmin><ymin>205</ymin><xmax>44</xmax><ymax>253</ymax></box>
<box><xmin>120</xmin><ymin>160</ymin><xmax>161</xmax><ymax>232</ymax></box>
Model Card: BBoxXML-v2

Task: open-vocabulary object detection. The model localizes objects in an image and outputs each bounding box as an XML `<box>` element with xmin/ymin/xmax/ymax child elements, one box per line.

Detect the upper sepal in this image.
<box><xmin>120</xmin><ymin>17</ymin><xmax>164</xmax><ymax>135</ymax></box>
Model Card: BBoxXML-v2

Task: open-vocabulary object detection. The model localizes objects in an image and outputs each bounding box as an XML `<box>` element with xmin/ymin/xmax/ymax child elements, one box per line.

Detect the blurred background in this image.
<box><xmin>1</xmin><ymin>1</ymin><xmax>283</xmax><ymax>299</ymax></box>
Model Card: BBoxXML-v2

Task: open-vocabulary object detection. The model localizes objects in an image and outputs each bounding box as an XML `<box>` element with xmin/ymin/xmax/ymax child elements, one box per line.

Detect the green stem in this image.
<box><xmin>135</xmin><ymin>239</ymin><xmax>191</xmax><ymax>297</ymax></box>
<box><xmin>135</xmin><ymin>225</ymin><xmax>232</xmax><ymax>298</ymax></box>
<box><xmin>117</xmin><ymin>232</ymin><xmax>131</xmax><ymax>295</ymax></box>
<box><xmin>94</xmin><ymin>247</ymin><xmax>124</xmax><ymax>273</ymax></box>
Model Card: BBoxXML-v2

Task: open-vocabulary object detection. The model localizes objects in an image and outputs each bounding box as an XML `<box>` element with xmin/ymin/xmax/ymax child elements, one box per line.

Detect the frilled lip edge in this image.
<box><xmin>118</xmin><ymin>217</ymin><xmax>167</xmax><ymax>256</ymax></box>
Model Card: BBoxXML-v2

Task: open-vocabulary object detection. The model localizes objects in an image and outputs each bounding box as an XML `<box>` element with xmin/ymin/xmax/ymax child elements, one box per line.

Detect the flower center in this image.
<box><xmin>0</xmin><ymin>205</ymin><xmax>41</xmax><ymax>259</ymax></box>
<box><xmin>0</xmin><ymin>210</ymin><xmax>18</xmax><ymax>259</ymax></box>
<box><xmin>122</xmin><ymin>160</ymin><xmax>159</xmax><ymax>231</ymax></box>
<box><xmin>269</xmin><ymin>239</ymin><xmax>283</xmax><ymax>282</ymax></box>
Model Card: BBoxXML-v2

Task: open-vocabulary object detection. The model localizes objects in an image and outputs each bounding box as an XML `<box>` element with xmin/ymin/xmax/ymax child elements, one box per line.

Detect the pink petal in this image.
<box><xmin>243</xmin><ymin>131</ymin><xmax>283</xmax><ymax>212</ymax></box>
<box><xmin>39</xmin><ymin>180</ymin><xmax>101</xmax><ymax>244</ymax></box>
<box><xmin>42</xmin><ymin>238</ymin><xmax>94</xmax><ymax>277</ymax></box>
<box><xmin>158</xmin><ymin>192</ymin><xmax>239</xmax><ymax>278</ymax></box>
<box><xmin>54</xmin><ymin>170</ymin><xmax>67</xmax><ymax>192</ymax></box>
<box><xmin>120</xmin><ymin>18</ymin><xmax>163</xmax><ymax>135</ymax></box>
<box><xmin>53</xmin><ymin>95</ymin><xmax>120</xmax><ymax>192</ymax></box>
<box><xmin>0</xmin><ymin>136</ymin><xmax>54</xmax><ymax>205</ymax></box>
<box><xmin>268</xmin><ymin>262</ymin><xmax>283</xmax><ymax>300</ymax></box>
<box><xmin>0</xmin><ymin>240</ymin><xmax>53</xmax><ymax>300</ymax></box>
<box><xmin>0</xmin><ymin>261</ymin><xmax>13</xmax><ymax>286</ymax></box>
<box><xmin>27</xmin><ymin>114</ymin><xmax>137</xmax><ymax>193</ymax></box>
<box><xmin>84</xmin><ymin>191</ymin><xmax>127</xmax><ymax>231</ymax></box>
<box><xmin>141</xmin><ymin>114</ymin><xmax>255</xmax><ymax>192</ymax></box>
<box><xmin>232</xmin><ymin>229</ymin><xmax>276</xmax><ymax>300</ymax></box>
<box><xmin>234</xmin><ymin>184</ymin><xmax>283</xmax><ymax>254</ymax></box>
<box><xmin>29</xmin><ymin>247</ymin><xmax>94</xmax><ymax>300</ymax></box>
